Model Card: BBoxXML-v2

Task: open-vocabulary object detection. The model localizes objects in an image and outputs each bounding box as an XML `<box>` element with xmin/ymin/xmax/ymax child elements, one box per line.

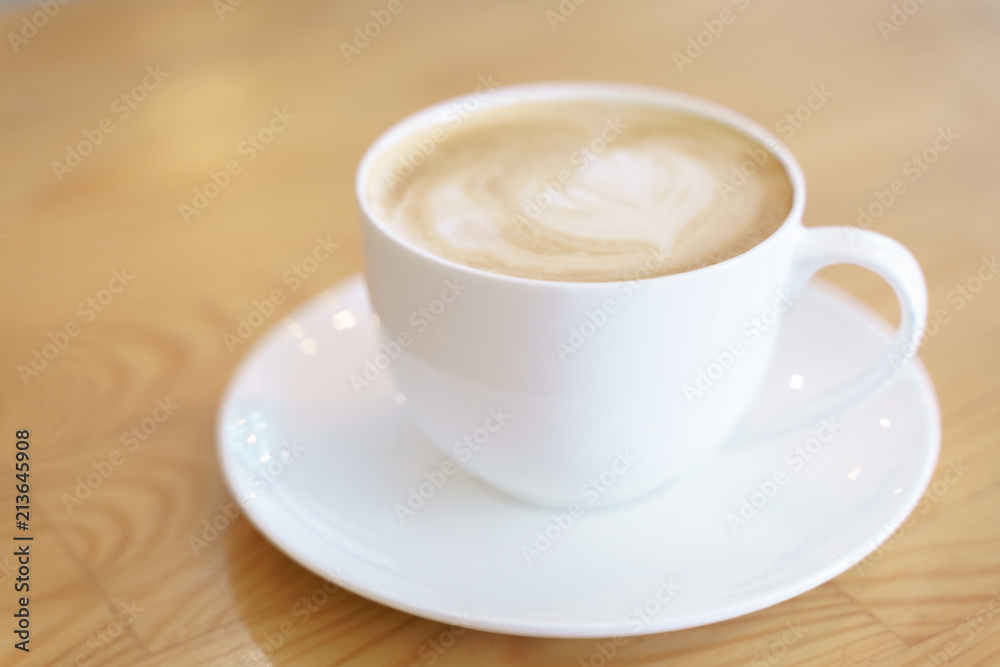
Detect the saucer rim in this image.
<box><xmin>215</xmin><ymin>275</ymin><xmax>941</xmax><ymax>638</ymax></box>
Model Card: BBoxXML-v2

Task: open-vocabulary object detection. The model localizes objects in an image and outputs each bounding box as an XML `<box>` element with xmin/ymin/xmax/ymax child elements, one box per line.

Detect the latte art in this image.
<box><xmin>528</xmin><ymin>145</ymin><xmax>718</xmax><ymax>250</ymax></box>
<box><xmin>368</xmin><ymin>101</ymin><xmax>794</xmax><ymax>281</ymax></box>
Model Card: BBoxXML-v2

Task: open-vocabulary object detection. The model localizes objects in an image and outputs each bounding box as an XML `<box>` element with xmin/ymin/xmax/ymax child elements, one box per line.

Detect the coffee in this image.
<box><xmin>367</xmin><ymin>100</ymin><xmax>793</xmax><ymax>282</ymax></box>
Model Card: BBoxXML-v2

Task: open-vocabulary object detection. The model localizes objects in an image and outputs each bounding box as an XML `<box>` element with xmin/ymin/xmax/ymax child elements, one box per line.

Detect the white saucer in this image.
<box><xmin>216</xmin><ymin>275</ymin><xmax>940</xmax><ymax>638</ymax></box>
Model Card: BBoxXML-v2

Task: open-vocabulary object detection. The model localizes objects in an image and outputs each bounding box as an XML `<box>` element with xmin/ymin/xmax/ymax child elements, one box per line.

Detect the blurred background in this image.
<box><xmin>1</xmin><ymin>0</ymin><xmax>998</xmax><ymax>665</ymax></box>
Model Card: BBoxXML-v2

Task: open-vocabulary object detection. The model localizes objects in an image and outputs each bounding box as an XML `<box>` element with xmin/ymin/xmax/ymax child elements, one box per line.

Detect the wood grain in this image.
<box><xmin>1</xmin><ymin>0</ymin><xmax>999</xmax><ymax>664</ymax></box>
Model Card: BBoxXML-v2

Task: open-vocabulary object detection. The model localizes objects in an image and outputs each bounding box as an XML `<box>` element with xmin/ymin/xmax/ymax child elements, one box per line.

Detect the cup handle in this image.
<box><xmin>741</xmin><ymin>226</ymin><xmax>928</xmax><ymax>439</ymax></box>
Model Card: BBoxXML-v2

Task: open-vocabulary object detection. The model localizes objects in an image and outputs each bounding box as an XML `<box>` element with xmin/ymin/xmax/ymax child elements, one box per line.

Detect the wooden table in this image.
<box><xmin>2</xmin><ymin>0</ymin><xmax>998</xmax><ymax>664</ymax></box>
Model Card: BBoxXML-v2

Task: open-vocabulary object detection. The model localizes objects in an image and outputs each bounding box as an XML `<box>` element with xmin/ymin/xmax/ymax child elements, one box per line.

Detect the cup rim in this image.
<box><xmin>355</xmin><ymin>81</ymin><xmax>807</xmax><ymax>287</ymax></box>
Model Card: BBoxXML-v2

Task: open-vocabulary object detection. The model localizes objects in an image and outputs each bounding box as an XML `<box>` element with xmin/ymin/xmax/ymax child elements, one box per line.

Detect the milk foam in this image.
<box><xmin>369</xmin><ymin>101</ymin><xmax>793</xmax><ymax>282</ymax></box>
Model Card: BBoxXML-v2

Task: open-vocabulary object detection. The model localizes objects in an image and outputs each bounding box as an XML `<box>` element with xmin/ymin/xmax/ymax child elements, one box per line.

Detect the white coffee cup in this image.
<box><xmin>356</xmin><ymin>82</ymin><xmax>927</xmax><ymax>507</ymax></box>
